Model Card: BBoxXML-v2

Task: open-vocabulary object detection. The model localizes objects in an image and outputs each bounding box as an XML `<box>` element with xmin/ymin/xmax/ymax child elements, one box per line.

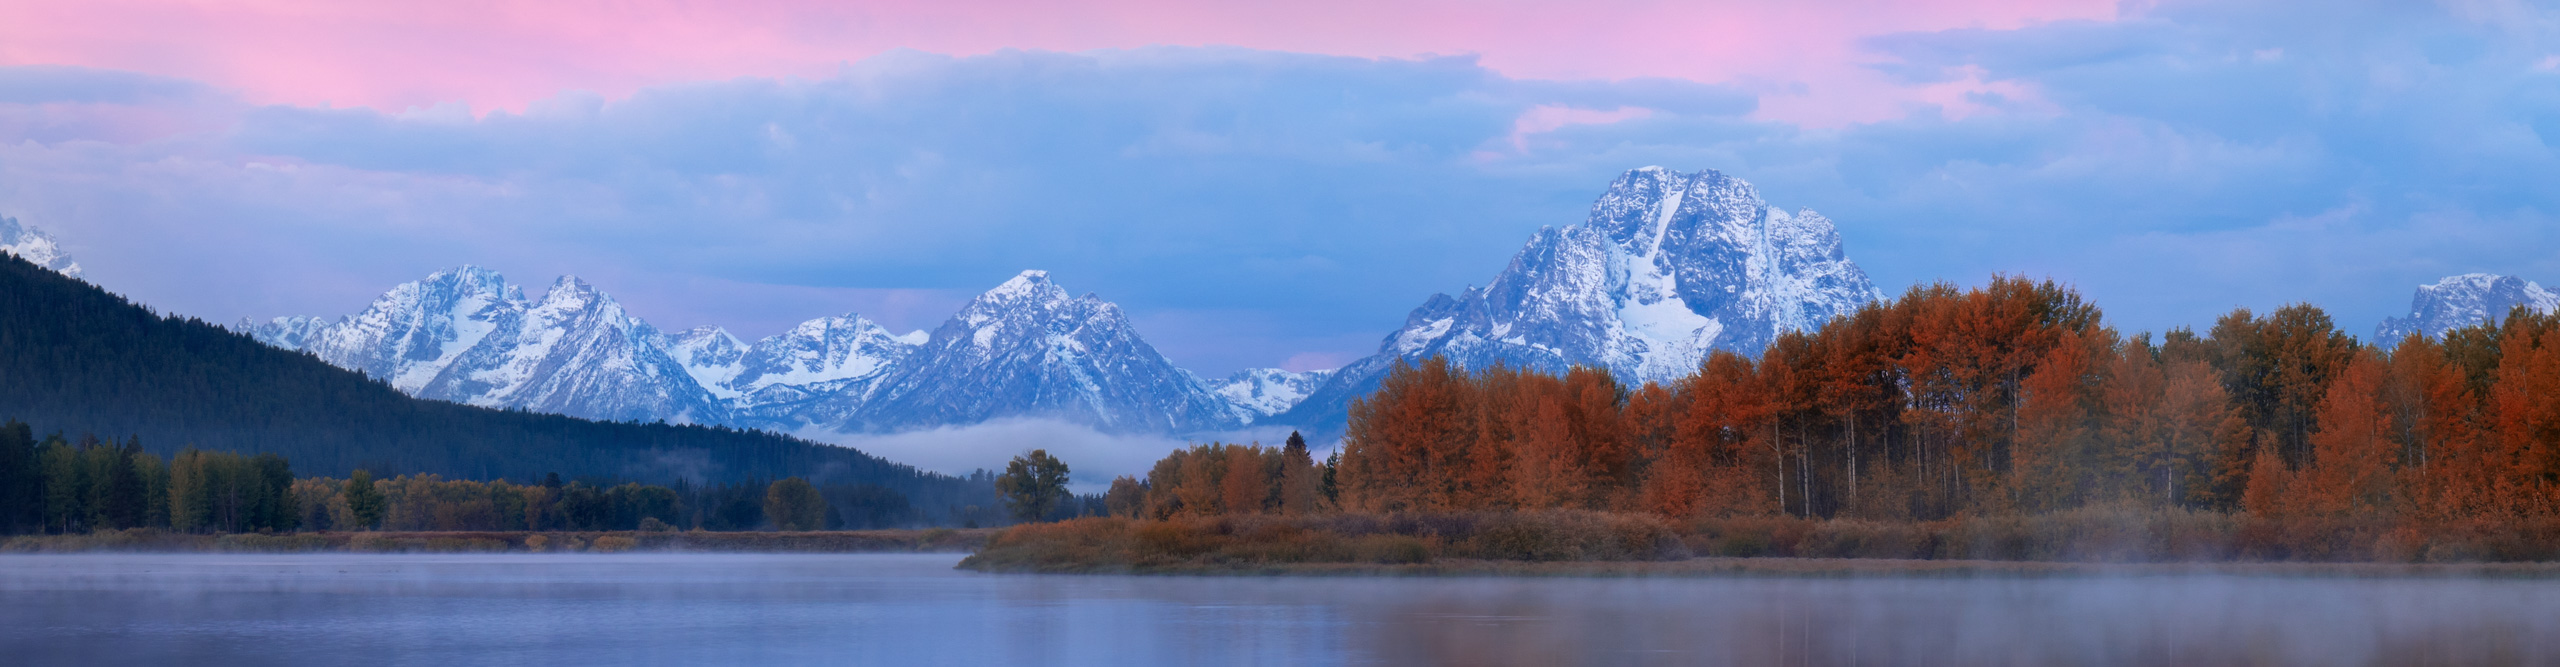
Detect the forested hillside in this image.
<box><xmin>0</xmin><ymin>254</ymin><xmax>989</xmax><ymax>513</ymax></box>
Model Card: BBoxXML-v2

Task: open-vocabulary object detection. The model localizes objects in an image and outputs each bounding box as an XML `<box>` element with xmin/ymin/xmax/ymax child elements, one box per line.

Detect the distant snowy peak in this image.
<box><xmin>668</xmin><ymin>326</ymin><xmax>750</xmax><ymax>393</ymax></box>
<box><xmin>2376</xmin><ymin>273</ymin><xmax>2560</xmax><ymax>344</ymax></box>
<box><xmin>0</xmin><ymin>216</ymin><xmax>82</xmax><ymax>278</ymax></box>
<box><xmin>1214</xmin><ymin>368</ymin><xmax>1336</xmax><ymax>420</ymax></box>
<box><xmin>248</xmin><ymin>265</ymin><xmax>1271</xmax><ymax>435</ymax></box>
<box><xmin>1390</xmin><ymin>166</ymin><xmax>1873</xmax><ymax>380</ymax></box>
<box><xmin>240</xmin><ymin>315</ymin><xmax>329</xmax><ymax>350</ymax></box>
<box><xmin>1274</xmin><ymin>166</ymin><xmax>1880</xmax><ymax>434</ymax></box>
<box><xmin>247</xmin><ymin>266</ymin><xmax>728</xmax><ymax>424</ymax></box>
<box><xmin>833</xmin><ymin>270</ymin><xmax>1244</xmax><ymax>434</ymax></box>
<box><xmin>302</xmin><ymin>265</ymin><xmax>527</xmax><ymax>392</ymax></box>
<box><xmin>725</xmin><ymin>314</ymin><xmax>920</xmax><ymax>403</ymax></box>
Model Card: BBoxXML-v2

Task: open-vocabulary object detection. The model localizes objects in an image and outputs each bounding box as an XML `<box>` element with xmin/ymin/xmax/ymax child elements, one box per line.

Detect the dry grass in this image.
<box><xmin>0</xmin><ymin>528</ymin><xmax>995</xmax><ymax>554</ymax></box>
<box><xmin>965</xmin><ymin>507</ymin><xmax>2560</xmax><ymax>574</ymax></box>
<box><xmin>1065</xmin><ymin>557</ymin><xmax>2560</xmax><ymax>579</ymax></box>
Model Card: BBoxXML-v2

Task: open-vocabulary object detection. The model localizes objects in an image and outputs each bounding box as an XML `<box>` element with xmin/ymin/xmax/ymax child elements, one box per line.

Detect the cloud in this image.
<box><xmin>3</xmin><ymin>49</ymin><xmax>1774</xmax><ymax>375</ymax></box>
<box><xmin>6</xmin><ymin>0</ymin><xmax>2560</xmax><ymax>393</ymax></box>
<box><xmin>0</xmin><ymin>65</ymin><xmax>214</xmax><ymax>105</ymax></box>
<box><xmin>0</xmin><ymin>0</ymin><xmax>2113</xmax><ymax>122</ymax></box>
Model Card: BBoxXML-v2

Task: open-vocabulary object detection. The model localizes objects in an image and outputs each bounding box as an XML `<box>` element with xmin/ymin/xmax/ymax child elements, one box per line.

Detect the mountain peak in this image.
<box><xmin>549</xmin><ymin>274</ymin><xmax>598</xmax><ymax>292</ymax></box>
<box><xmin>416</xmin><ymin>265</ymin><xmax>521</xmax><ymax>300</ymax></box>
<box><xmin>1272</xmin><ymin>166</ymin><xmax>1879</xmax><ymax>436</ymax></box>
<box><xmin>838</xmin><ymin>270</ymin><xmax>1240</xmax><ymax>434</ymax></box>
<box><xmin>0</xmin><ymin>216</ymin><xmax>83</xmax><ymax>278</ymax></box>
<box><xmin>984</xmin><ymin>270</ymin><xmax>1065</xmax><ymax>302</ymax></box>
<box><xmin>258</xmin><ymin>266</ymin><xmax>727</xmax><ymax>424</ymax></box>
<box><xmin>2377</xmin><ymin>273</ymin><xmax>2558</xmax><ymax>345</ymax></box>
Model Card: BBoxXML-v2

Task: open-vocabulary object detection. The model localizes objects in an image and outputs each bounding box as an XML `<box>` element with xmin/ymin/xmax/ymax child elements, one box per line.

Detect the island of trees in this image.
<box><xmin>967</xmin><ymin>277</ymin><xmax>2560</xmax><ymax>571</ymax></box>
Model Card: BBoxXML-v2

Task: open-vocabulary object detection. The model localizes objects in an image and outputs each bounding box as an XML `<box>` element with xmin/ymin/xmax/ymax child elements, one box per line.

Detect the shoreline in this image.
<box><xmin>0</xmin><ymin>528</ymin><xmax>995</xmax><ymax>554</ymax></box>
<box><xmin>960</xmin><ymin>556</ymin><xmax>2560</xmax><ymax>579</ymax></box>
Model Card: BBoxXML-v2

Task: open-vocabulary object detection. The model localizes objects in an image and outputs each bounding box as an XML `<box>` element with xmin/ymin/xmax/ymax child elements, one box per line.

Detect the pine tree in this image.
<box><xmin>0</xmin><ymin>421</ymin><xmax>38</xmax><ymax>534</ymax></box>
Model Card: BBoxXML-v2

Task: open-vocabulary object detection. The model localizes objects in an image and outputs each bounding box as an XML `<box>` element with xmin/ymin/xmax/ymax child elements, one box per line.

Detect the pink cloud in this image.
<box><xmin>1</xmin><ymin>0</ymin><xmax>2116</xmax><ymax>125</ymax></box>
<box><xmin>1506</xmin><ymin>104</ymin><xmax>1656</xmax><ymax>151</ymax></box>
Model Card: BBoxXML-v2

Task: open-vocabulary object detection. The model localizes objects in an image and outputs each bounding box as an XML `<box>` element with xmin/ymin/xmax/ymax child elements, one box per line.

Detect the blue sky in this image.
<box><xmin>3</xmin><ymin>0</ymin><xmax>2557</xmax><ymax>376</ymax></box>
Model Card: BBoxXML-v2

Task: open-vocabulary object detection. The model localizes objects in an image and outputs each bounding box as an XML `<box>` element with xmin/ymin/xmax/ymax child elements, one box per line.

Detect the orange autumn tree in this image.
<box><xmin>1135</xmin><ymin>275</ymin><xmax>2560</xmax><ymax>539</ymax></box>
<box><xmin>1646</xmin><ymin>351</ymin><xmax>1772</xmax><ymax>519</ymax></box>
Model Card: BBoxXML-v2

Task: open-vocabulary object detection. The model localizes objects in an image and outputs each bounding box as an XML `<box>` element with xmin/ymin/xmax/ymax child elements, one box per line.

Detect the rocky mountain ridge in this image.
<box><xmin>0</xmin><ymin>217</ymin><xmax>81</xmax><ymax>278</ymax></box>
<box><xmin>237</xmin><ymin>167</ymin><xmax>1890</xmax><ymax>439</ymax></box>
<box><xmin>2375</xmin><ymin>273</ymin><xmax>2559</xmax><ymax>345</ymax></box>
<box><xmin>1269</xmin><ymin>167</ymin><xmax>1881</xmax><ymax>435</ymax></box>
<box><xmin>246</xmin><ymin>268</ymin><xmax>1248</xmax><ymax>435</ymax></box>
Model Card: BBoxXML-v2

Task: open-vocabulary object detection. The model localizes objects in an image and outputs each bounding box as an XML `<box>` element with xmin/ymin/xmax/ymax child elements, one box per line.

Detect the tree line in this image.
<box><xmin>1093</xmin><ymin>276</ymin><xmax>2560</xmax><ymax>542</ymax></box>
<box><xmin>0</xmin><ymin>420</ymin><xmax>951</xmax><ymax>535</ymax></box>
<box><xmin>1098</xmin><ymin>434</ymin><xmax>1330</xmax><ymax>519</ymax></box>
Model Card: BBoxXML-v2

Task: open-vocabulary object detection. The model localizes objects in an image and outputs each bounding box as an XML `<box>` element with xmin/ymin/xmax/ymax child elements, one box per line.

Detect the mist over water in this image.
<box><xmin>3</xmin><ymin>553</ymin><xmax>2553</xmax><ymax>666</ymax></box>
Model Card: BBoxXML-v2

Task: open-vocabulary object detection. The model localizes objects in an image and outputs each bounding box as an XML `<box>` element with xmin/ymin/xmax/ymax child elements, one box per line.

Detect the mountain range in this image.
<box><xmin>231</xmin><ymin>167</ymin><xmax>1887</xmax><ymax>438</ymax></box>
<box><xmin>243</xmin><ymin>267</ymin><xmax>1258</xmax><ymax>435</ymax></box>
<box><xmin>44</xmin><ymin>167</ymin><xmax>2507</xmax><ymax>443</ymax></box>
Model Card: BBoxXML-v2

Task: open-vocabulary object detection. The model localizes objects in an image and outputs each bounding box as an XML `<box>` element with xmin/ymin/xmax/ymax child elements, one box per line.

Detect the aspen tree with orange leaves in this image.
<box><xmin>1080</xmin><ymin>279</ymin><xmax>2560</xmax><ymax>563</ymax></box>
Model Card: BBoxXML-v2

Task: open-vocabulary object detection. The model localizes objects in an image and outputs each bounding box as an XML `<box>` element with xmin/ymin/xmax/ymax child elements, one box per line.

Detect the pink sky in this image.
<box><xmin>2</xmin><ymin>0</ymin><xmax>2115</xmax><ymax>126</ymax></box>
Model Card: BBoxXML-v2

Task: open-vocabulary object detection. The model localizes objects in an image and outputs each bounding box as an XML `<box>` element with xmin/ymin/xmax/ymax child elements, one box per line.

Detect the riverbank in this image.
<box><xmin>0</xmin><ymin>527</ymin><xmax>994</xmax><ymax>553</ymax></box>
<box><xmin>954</xmin><ymin>510</ymin><xmax>2560</xmax><ymax>575</ymax></box>
<box><xmin>966</xmin><ymin>554</ymin><xmax>2560</xmax><ymax>578</ymax></box>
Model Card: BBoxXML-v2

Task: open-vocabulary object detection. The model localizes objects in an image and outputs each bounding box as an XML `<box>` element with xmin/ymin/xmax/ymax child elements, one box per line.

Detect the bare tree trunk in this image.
<box><xmin>1799</xmin><ymin>420</ymin><xmax>1812</xmax><ymax>517</ymax></box>
<box><xmin>1847</xmin><ymin>412</ymin><xmax>1859</xmax><ymax>511</ymax></box>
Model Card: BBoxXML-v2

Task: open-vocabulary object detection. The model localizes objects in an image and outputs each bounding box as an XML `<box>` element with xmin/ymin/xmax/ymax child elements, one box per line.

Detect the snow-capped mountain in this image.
<box><xmin>241</xmin><ymin>266</ymin><xmax>729</xmax><ymax>424</ymax></box>
<box><xmin>2375</xmin><ymin>273</ymin><xmax>2559</xmax><ymax>345</ymax></box>
<box><xmin>1213</xmin><ymin>368</ymin><xmax>1335</xmax><ymax>421</ymax></box>
<box><xmin>808</xmin><ymin>270</ymin><xmax>1243</xmax><ymax>434</ymax></box>
<box><xmin>696</xmin><ymin>315</ymin><xmax>928</xmax><ymax>428</ymax></box>
<box><xmin>0</xmin><ymin>217</ymin><xmax>81</xmax><ymax>278</ymax></box>
<box><xmin>1272</xmin><ymin>167</ymin><xmax>1880</xmax><ymax>433</ymax></box>
<box><xmin>666</xmin><ymin>326</ymin><xmax>752</xmax><ymax>394</ymax></box>
<box><xmin>232</xmin><ymin>167</ymin><xmax>1880</xmax><ymax>438</ymax></box>
<box><xmin>248</xmin><ymin>267</ymin><xmax>1243</xmax><ymax>435</ymax></box>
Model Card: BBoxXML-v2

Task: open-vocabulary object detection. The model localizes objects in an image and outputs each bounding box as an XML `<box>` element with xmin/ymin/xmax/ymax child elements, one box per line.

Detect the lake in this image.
<box><xmin>2</xmin><ymin>553</ymin><xmax>2554</xmax><ymax>665</ymax></box>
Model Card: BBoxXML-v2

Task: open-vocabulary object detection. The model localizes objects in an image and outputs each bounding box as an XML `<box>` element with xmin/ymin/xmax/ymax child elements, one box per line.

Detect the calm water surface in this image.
<box><xmin>1</xmin><ymin>552</ymin><xmax>2553</xmax><ymax>666</ymax></box>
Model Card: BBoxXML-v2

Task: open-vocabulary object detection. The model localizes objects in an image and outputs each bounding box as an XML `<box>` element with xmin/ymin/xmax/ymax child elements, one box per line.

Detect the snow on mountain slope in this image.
<box><xmin>241</xmin><ymin>267</ymin><xmax>729</xmax><ymax>424</ymax></box>
<box><xmin>667</xmin><ymin>326</ymin><xmax>750</xmax><ymax>396</ymax></box>
<box><xmin>714</xmin><ymin>314</ymin><xmax>924</xmax><ymax>428</ymax></box>
<box><xmin>1213</xmin><ymin>368</ymin><xmax>1335</xmax><ymax>420</ymax></box>
<box><xmin>2375</xmin><ymin>273</ymin><xmax>2560</xmax><ymax>345</ymax></box>
<box><xmin>247</xmin><ymin>267</ymin><xmax>1253</xmax><ymax>435</ymax></box>
<box><xmin>806</xmin><ymin>270</ymin><xmax>1243</xmax><ymax>434</ymax></box>
<box><xmin>230</xmin><ymin>167</ymin><xmax>1876</xmax><ymax>437</ymax></box>
<box><xmin>1272</xmin><ymin>167</ymin><xmax>1880</xmax><ymax>435</ymax></box>
<box><xmin>0</xmin><ymin>217</ymin><xmax>81</xmax><ymax>278</ymax></box>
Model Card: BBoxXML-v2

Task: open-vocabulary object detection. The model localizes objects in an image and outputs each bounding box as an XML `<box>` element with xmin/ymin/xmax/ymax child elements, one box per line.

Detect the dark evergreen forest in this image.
<box><xmin>0</xmin><ymin>253</ymin><xmax>994</xmax><ymax>515</ymax></box>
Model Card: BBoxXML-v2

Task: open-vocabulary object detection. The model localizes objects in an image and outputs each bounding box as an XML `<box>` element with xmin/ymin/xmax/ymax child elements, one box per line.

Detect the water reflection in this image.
<box><xmin>1</xmin><ymin>553</ymin><xmax>2551</xmax><ymax>666</ymax></box>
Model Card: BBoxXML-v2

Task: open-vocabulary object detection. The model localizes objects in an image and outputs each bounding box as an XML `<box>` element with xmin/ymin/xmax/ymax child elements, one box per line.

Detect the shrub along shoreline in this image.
<box><xmin>1</xmin><ymin>527</ymin><xmax>992</xmax><ymax>554</ymax></box>
<box><xmin>956</xmin><ymin>506</ymin><xmax>2560</xmax><ymax>575</ymax></box>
